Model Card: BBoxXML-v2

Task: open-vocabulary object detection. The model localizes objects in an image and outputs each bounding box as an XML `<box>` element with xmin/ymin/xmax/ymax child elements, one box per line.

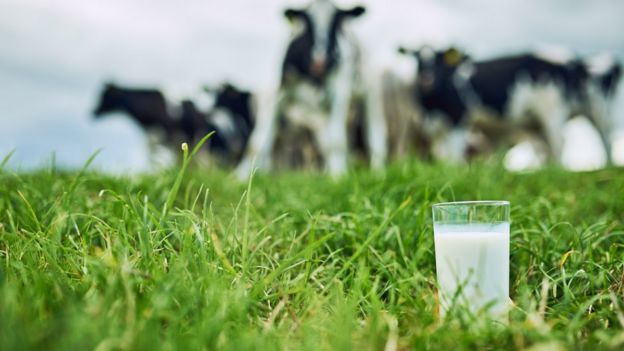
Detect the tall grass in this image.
<box><xmin>1</xmin><ymin>157</ymin><xmax>623</xmax><ymax>350</ymax></box>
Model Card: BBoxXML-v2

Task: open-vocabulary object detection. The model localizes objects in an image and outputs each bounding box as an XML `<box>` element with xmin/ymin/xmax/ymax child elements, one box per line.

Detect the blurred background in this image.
<box><xmin>1</xmin><ymin>0</ymin><xmax>623</xmax><ymax>173</ymax></box>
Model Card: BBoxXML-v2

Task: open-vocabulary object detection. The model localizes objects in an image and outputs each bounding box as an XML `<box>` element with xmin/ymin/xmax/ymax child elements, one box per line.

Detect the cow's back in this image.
<box><xmin>121</xmin><ymin>89</ymin><xmax>170</xmax><ymax>119</ymax></box>
<box><xmin>470</xmin><ymin>55</ymin><xmax>589</xmax><ymax>115</ymax></box>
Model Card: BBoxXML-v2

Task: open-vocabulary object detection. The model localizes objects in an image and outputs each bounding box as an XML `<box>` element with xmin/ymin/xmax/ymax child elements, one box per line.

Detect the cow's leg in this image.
<box><xmin>145</xmin><ymin>129</ymin><xmax>173</xmax><ymax>167</ymax></box>
<box><xmin>147</xmin><ymin>135</ymin><xmax>159</xmax><ymax>166</ymax></box>
<box><xmin>531</xmin><ymin>85</ymin><xmax>569</xmax><ymax>162</ymax></box>
<box><xmin>422</xmin><ymin>114</ymin><xmax>466</xmax><ymax>163</ymax></box>
<box><xmin>363</xmin><ymin>69</ymin><xmax>388</xmax><ymax>169</ymax></box>
<box><xmin>597</xmin><ymin>126</ymin><xmax>613</xmax><ymax>164</ymax></box>
<box><xmin>509</xmin><ymin>81</ymin><xmax>568</xmax><ymax>163</ymax></box>
<box><xmin>441</xmin><ymin>126</ymin><xmax>470</xmax><ymax>163</ymax></box>
<box><xmin>587</xmin><ymin>93</ymin><xmax>614</xmax><ymax>163</ymax></box>
<box><xmin>323</xmin><ymin>67</ymin><xmax>354</xmax><ymax>176</ymax></box>
<box><xmin>589</xmin><ymin>120</ymin><xmax>613</xmax><ymax>164</ymax></box>
<box><xmin>382</xmin><ymin>70</ymin><xmax>409</xmax><ymax>159</ymax></box>
<box><xmin>235</xmin><ymin>90</ymin><xmax>283</xmax><ymax>180</ymax></box>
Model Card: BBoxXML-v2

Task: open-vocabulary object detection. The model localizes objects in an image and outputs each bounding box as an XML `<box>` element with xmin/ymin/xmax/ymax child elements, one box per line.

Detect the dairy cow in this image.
<box><xmin>93</xmin><ymin>82</ymin><xmax>255</xmax><ymax>165</ymax></box>
<box><xmin>204</xmin><ymin>83</ymin><xmax>255</xmax><ymax>159</ymax></box>
<box><xmin>94</xmin><ymin>83</ymin><xmax>176</xmax><ymax>135</ymax></box>
<box><xmin>398</xmin><ymin>46</ymin><xmax>621</xmax><ymax>162</ymax></box>
<box><xmin>236</xmin><ymin>0</ymin><xmax>387</xmax><ymax>178</ymax></box>
<box><xmin>93</xmin><ymin>83</ymin><xmax>181</xmax><ymax>158</ymax></box>
<box><xmin>183</xmin><ymin>83</ymin><xmax>255</xmax><ymax>165</ymax></box>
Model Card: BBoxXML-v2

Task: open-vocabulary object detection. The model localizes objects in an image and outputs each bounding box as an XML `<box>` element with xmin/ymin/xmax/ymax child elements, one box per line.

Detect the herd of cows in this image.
<box><xmin>94</xmin><ymin>82</ymin><xmax>254</xmax><ymax>167</ymax></box>
<box><xmin>93</xmin><ymin>0</ymin><xmax>621</xmax><ymax>178</ymax></box>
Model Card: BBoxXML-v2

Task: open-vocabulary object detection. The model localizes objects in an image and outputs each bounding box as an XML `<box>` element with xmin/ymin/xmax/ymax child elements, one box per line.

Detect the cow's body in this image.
<box><xmin>93</xmin><ymin>84</ymin><xmax>176</xmax><ymax>135</ymax></box>
<box><xmin>236</xmin><ymin>0</ymin><xmax>386</xmax><ymax>178</ymax></box>
<box><xmin>400</xmin><ymin>47</ymin><xmax>621</xmax><ymax>163</ymax></box>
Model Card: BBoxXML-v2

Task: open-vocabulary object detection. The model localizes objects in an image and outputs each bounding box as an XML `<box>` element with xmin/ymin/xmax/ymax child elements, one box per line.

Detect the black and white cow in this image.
<box><xmin>94</xmin><ymin>83</ymin><xmax>176</xmax><ymax>134</ymax></box>
<box><xmin>192</xmin><ymin>83</ymin><xmax>256</xmax><ymax>165</ymax></box>
<box><xmin>398</xmin><ymin>46</ymin><xmax>621</xmax><ymax>163</ymax></box>
<box><xmin>93</xmin><ymin>82</ymin><xmax>256</xmax><ymax>165</ymax></box>
<box><xmin>204</xmin><ymin>83</ymin><xmax>255</xmax><ymax>157</ymax></box>
<box><xmin>236</xmin><ymin>0</ymin><xmax>387</xmax><ymax>178</ymax></box>
<box><xmin>179</xmin><ymin>98</ymin><xmax>243</xmax><ymax>165</ymax></box>
<box><xmin>93</xmin><ymin>83</ymin><xmax>180</xmax><ymax>153</ymax></box>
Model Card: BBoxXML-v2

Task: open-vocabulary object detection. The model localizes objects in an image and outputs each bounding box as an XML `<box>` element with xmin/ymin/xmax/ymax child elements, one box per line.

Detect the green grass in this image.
<box><xmin>1</xmin><ymin>156</ymin><xmax>624</xmax><ymax>350</ymax></box>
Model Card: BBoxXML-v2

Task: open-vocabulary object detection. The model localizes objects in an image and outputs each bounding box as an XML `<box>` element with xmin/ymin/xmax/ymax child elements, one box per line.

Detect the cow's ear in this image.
<box><xmin>443</xmin><ymin>47</ymin><xmax>467</xmax><ymax>67</ymax></box>
<box><xmin>104</xmin><ymin>82</ymin><xmax>118</xmax><ymax>91</ymax></box>
<box><xmin>342</xmin><ymin>5</ymin><xmax>366</xmax><ymax>18</ymax></box>
<box><xmin>398</xmin><ymin>46</ymin><xmax>416</xmax><ymax>56</ymax></box>
<box><xmin>284</xmin><ymin>8</ymin><xmax>305</xmax><ymax>21</ymax></box>
<box><xmin>223</xmin><ymin>84</ymin><xmax>240</xmax><ymax>97</ymax></box>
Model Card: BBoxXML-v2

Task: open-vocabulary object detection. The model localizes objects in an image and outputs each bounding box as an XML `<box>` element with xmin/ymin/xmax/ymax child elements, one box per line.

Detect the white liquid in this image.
<box><xmin>434</xmin><ymin>223</ymin><xmax>510</xmax><ymax>318</ymax></box>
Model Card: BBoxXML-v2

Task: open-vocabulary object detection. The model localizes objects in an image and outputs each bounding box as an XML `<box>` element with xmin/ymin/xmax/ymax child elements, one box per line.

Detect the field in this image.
<box><xmin>1</xmin><ymin>150</ymin><xmax>624</xmax><ymax>350</ymax></box>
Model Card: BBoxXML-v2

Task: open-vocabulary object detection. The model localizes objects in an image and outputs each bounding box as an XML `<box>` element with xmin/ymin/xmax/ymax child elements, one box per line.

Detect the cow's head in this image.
<box><xmin>284</xmin><ymin>0</ymin><xmax>366</xmax><ymax>81</ymax></box>
<box><xmin>204</xmin><ymin>83</ymin><xmax>255</xmax><ymax>132</ymax></box>
<box><xmin>93</xmin><ymin>83</ymin><xmax>120</xmax><ymax>117</ymax></box>
<box><xmin>215</xmin><ymin>84</ymin><xmax>252</xmax><ymax>119</ymax></box>
<box><xmin>399</xmin><ymin>46</ymin><xmax>471</xmax><ymax>95</ymax></box>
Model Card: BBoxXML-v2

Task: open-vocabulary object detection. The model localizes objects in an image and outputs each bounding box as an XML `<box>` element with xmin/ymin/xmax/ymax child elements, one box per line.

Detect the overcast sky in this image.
<box><xmin>1</xmin><ymin>0</ymin><xmax>623</xmax><ymax>172</ymax></box>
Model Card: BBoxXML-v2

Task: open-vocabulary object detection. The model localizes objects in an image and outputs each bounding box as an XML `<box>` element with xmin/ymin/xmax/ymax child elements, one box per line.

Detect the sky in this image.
<box><xmin>1</xmin><ymin>0</ymin><xmax>623</xmax><ymax>172</ymax></box>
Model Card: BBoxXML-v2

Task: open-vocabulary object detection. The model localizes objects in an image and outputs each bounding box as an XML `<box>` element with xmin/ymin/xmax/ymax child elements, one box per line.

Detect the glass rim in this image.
<box><xmin>432</xmin><ymin>200</ymin><xmax>510</xmax><ymax>208</ymax></box>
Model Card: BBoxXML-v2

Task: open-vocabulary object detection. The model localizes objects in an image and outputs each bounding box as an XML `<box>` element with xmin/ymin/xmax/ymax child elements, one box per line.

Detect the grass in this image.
<box><xmin>1</xmin><ymin>153</ymin><xmax>624</xmax><ymax>350</ymax></box>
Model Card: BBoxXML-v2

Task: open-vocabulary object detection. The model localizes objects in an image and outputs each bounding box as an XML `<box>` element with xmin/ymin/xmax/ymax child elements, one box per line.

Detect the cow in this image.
<box><xmin>235</xmin><ymin>0</ymin><xmax>387</xmax><ymax>179</ymax></box>
<box><xmin>203</xmin><ymin>83</ymin><xmax>255</xmax><ymax>161</ymax></box>
<box><xmin>398</xmin><ymin>46</ymin><xmax>621</xmax><ymax>163</ymax></box>
<box><xmin>93</xmin><ymin>82</ymin><xmax>256</xmax><ymax>166</ymax></box>
<box><xmin>93</xmin><ymin>83</ymin><xmax>181</xmax><ymax>159</ymax></box>
<box><xmin>93</xmin><ymin>83</ymin><xmax>177</xmax><ymax>137</ymax></box>
<box><xmin>178</xmin><ymin>99</ymin><xmax>239</xmax><ymax>165</ymax></box>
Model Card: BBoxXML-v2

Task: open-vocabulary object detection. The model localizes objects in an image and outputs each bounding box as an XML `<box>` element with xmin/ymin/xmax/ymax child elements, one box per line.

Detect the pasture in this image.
<box><xmin>1</xmin><ymin>150</ymin><xmax>623</xmax><ymax>350</ymax></box>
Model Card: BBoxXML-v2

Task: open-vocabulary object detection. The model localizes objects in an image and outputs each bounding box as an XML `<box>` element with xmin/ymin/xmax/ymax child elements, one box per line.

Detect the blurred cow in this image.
<box><xmin>236</xmin><ymin>0</ymin><xmax>387</xmax><ymax>178</ymax></box>
<box><xmin>380</xmin><ymin>70</ymin><xmax>429</xmax><ymax>161</ymax></box>
<box><xmin>93</xmin><ymin>83</ymin><xmax>180</xmax><ymax>158</ymax></box>
<box><xmin>93</xmin><ymin>82</ymin><xmax>255</xmax><ymax>165</ymax></box>
<box><xmin>186</xmin><ymin>83</ymin><xmax>255</xmax><ymax>165</ymax></box>
<box><xmin>203</xmin><ymin>83</ymin><xmax>255</xmax><ymax>161</ymax></box>
<box><xmin>178</xmin><ymin>99</ymin><xmax>242</xmax><ymax>166</ymax></box>
<box><xmin>398</xmin><ymin>46</ymin><xmax>621</xmax><ymax>163</ymax></box>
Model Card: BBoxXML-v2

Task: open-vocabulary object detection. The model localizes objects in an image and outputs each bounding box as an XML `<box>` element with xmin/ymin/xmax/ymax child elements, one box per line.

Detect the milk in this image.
<box><xmin>433</xmin><ymin>223</ymin><xmax>510</xmax><ymax>317</ymax></box>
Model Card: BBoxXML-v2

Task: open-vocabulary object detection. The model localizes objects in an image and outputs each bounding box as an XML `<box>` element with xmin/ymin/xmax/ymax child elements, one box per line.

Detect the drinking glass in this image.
<box><xmin>432</xmin><ymin>200</ymin><xmax>510</xmax><ymax>319</ymax></box>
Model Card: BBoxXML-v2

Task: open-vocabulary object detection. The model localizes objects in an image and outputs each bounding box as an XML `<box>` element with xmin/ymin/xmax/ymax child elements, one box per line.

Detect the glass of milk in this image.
<box><xmin>432</xmin><ymin>201</ymin><xmax>510</xmax><ymax>320</ymax></box>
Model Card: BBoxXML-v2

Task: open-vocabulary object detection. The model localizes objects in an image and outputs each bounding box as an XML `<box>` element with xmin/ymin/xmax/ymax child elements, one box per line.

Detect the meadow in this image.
<box><xmin>1</xmin><ymin>148</ymin><xmax>624</xmax><ymax>350</ymax></box>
